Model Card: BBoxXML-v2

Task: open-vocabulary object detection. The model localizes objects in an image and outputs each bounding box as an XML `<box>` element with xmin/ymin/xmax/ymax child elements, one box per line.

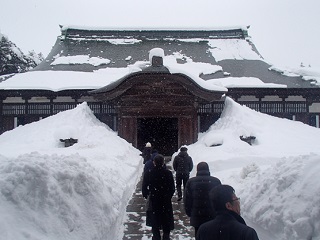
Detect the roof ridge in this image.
<box><xmin>60</xmin><ymin>27</ymin><xmax>248</xmax><ymax>40</ymax></box>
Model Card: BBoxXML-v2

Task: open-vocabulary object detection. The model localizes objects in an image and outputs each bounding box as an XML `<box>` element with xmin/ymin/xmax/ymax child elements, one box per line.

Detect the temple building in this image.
<box><xmin>0</xmin><ymin>26</ymin><xmax>319</xmax><ymax>155</ymax></box>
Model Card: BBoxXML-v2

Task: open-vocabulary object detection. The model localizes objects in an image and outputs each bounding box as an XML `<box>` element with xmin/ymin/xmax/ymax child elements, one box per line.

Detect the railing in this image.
<box><xmin>198</xmin><ymin>102</ymin><xmax>225</xmax><ymax>113</ymax></box>
<box><xmin>52</xmin><ymin>103</ymin><xmax>77</xmax><ymax>114</ymax></box>
<box><xmin>28</xmin><ymin>104</ymin><xmax>51</xmax><ymax>115</ymax></box>
<box><xmin>86</xmin><ymin>103</ymin><xmax>116</xmax><ymax>114</ymax></box>
<box><xmin>1</xmin><ymin>103</ymin><xmax>116</xmax><ymax>116</ymax></box>
<box><xmin>260</xmin><ymin>102</ymin><xmax>283</xmax><ymax>113</ymax></box>
<box><xmin>2</xmin><ymin>104</ymin><xmax>26</xmax><ymax>115</ymax></box>
<box><xmin>198</xmin><ymin>101</ymin><xmax>307</xmax><ymax>114</ymax></box>
<box><xmin>241</xmin><ymin>102</ymin><xmax>259</xmax><ymax>111</ymax></box>
<box><xmin>240</xmin><ymin>101</ymin><xmax>307</xmax><ymax>113</ymax></box>
<box><xmin>0</xmin><ymin>101</ymin><xmax>308</xmax><ymax>116</ymax></box>
<box><xmin>284</xmin><ymin>102</ymin><xmax>307</xmax><ymax>113</ymax></box>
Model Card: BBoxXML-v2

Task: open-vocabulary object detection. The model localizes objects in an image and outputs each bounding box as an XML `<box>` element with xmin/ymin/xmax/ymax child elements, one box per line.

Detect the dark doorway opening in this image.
<box><xmin>137</xmin><ymin>117</ymin><xmax>178</xmax><ymax>156</ymax></box>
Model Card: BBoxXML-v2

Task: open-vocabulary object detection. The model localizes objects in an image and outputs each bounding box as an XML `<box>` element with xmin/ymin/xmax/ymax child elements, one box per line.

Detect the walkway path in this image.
<box><xmin>122</xmin><ymin>164</ymin><xmax>194</xmax><ymax>240</ymax></box>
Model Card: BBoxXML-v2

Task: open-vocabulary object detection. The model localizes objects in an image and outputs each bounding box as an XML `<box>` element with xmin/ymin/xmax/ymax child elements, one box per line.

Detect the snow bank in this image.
<box><xmin>1</xmin><ymin>97</ymin><xmax>320</xmax><ymax>239</ymax></box>
<box><xmin>0</xmin><ymin>103</ymin><xmax>142</xmax><ymax>240</ymax></box>
<box><xmin>240</xmin><ymin>154</ymin><xmax>320</xmax><ymax>240</ymax></box>
<box><xmin>194</xmin><ymin>97</ymin><xmax>320</xmax><ymax>159</ymax></box>
<box><xmin>183</xmin><ymin>97</ymin><xmax>320</xmax><ymax>240</ymax></box>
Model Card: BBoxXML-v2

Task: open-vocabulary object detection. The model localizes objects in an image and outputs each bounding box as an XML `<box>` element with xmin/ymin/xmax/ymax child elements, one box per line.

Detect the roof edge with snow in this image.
<box><xmin>60</xmin><ymin>25</ymin><xmax>249</xmax><ymax>40</ymax></box>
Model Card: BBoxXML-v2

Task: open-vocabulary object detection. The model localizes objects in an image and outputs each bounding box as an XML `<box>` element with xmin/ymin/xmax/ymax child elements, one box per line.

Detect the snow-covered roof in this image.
<box><xmin>0</xmin><ymin>26</ymin><xmax>319</xmax><ymax>91</ymax></box>
<box><xmin>60</xmin><ymin>25</ymin><xmax>250</xmax><ymax>32</ymax></box>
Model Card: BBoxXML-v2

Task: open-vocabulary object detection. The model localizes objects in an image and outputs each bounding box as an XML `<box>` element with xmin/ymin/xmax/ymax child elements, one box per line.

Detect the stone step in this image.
<box><xmin>122</xmin><ymin>170</ymin><xmax>194</xmax><ymax>240</ymax></box>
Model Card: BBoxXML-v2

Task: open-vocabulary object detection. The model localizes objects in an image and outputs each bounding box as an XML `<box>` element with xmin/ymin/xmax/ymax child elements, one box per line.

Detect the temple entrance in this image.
<box><xmin>137</xmin><ymin>117</ymin><xmax>178</xmax><ymax>156</ymax></box>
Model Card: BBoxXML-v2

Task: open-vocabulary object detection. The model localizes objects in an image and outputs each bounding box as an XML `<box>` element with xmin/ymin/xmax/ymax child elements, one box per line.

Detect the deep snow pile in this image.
<box><xmin>1</xmin><ymin>98</ymin><xmax>320</xmax><ymax>239</ymax></box>
<box><xmin>0</xmin><ymin>103</ymin><xmax>142</xmax><ymax>240</ymax></box>
<box><xmin>185</xmin><ymin>98</ymin><xmax>320</xmax><ymax>240</ymax></box>
<box><xmin>241</xmin><ymin>154</ymin><xmax>320</xmax><ymax>240</ymax></box>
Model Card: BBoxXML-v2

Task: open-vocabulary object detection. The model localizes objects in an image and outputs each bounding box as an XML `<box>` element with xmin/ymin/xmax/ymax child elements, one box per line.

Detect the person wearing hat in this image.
<box><xmin>141</xmin><ymin>142</ymin><xmax>152</xmax><ymax>164</ymax></box>
<box><xmin>173</xmin><ymin>146</ymin><xmax>193</xmax><ymax>201</ymax></box>
<box><xmin>184</xmin><ymin>162</ymin><xmax>221</xmax><ymax>237</ymax></box>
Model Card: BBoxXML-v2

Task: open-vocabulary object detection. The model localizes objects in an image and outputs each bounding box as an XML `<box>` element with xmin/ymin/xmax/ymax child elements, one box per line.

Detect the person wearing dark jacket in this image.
<box><xmin>197</xmin><ymin>185</ymin><xmax>259</xmax><ymax>240</ymax></box>
<box><xmin>184</xmin><ymin>162</ymin><xmax>221</xmax><ymax>237</ymax></box>
<box><xmin>141</xmin><ymin>142</ymin><xmax>152</xmax><ymax>164</ymax></box>
<box><xmin>143</xmin><ymin>149</ymin><xmax>159</xmax><ymax>173</ymax></box>
<box><xmin>142</xmin><ymin>154</ymin><xmax>175</xmax><ymax>240</ymax></box>
<box><xmin>173</xmin><ymin>146</ymin><xmax>193</xmax><ymax>201</ymax></box>
<box><xmin>144</xmin><ymin>149</ymin><xmax>167</xmax><ymax>176</ymax></box>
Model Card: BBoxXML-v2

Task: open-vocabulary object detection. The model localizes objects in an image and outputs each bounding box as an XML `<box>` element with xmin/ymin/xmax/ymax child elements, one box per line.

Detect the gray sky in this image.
<box><xmin>1</xmin><ymin>0</ymin><xmax>319</xmax><ymax>68</ymax></box>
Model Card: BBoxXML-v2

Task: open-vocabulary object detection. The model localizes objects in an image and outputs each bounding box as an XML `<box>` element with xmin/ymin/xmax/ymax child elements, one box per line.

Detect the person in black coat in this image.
<box><xmin>173</xmin><ymin>146</ymin><xmax>193</xmax><ymax>201</ymax></box>
<box><xmin>143</xmin><ymin>149</ymin><xmax>159</xmax><ymax>173</ymax></box>
<box><xmin>142</xmin><ymin>154</ymin><xmax>175</xmax><ymax>240</ymax></box>
<box><xmin>141</xmin><ymin>142</ymin><xmax>152</xmax><ymax>164</ymax></box>
<box><xmin>196</xmin><ymin>185</ymin><xmax>259</xmax><ymax>240</ymax></box>
<box><xmin>184</xmin><ymin>162</ymin><xmax>221</xmax><ymax>237</ymax></box>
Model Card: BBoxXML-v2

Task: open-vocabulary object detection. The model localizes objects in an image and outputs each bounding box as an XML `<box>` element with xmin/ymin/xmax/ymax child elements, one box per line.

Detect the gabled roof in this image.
<box><xmin>90</xmin><ymin>61</ymin><xmax>226</xmax><ymax>102</ymax></box>
<box><xmin>36</xmin><ymin>26</ymin><xmax>253</xmax><ymax>71</ymax></box>
<box><xmin>1</xmin><ymin>26</ymin><xmax>318</xmax><ymax>91</ymax></box>
<box><xmin>90</xmin><ymin>70</ymin><xmax>225</xmax><ymax>102</ymax></box>
<box><xmin>35</xmin><ymin>26</ymin><xmax>316</xmax><ymax>89</ymax></box>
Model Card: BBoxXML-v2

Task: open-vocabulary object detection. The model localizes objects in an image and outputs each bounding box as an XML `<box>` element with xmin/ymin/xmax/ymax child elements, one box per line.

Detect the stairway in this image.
<box><xmin>122</xmin><ymin>165</ymin><xmax>194</xmax><ymax>239</ymax></box>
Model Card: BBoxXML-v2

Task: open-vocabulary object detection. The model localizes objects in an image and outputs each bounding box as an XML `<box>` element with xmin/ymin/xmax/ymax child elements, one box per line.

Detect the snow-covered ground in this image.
<box><xmin>0</xmin><ymin>98</ymin><xmax>320</xmax><ymax>240</ymax></box>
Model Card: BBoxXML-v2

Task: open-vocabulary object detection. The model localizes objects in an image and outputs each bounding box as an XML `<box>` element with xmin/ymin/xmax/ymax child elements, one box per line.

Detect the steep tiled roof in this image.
<box><xmin>31</xmin><ymin>26</ymin><xmax>317</xmax><ymax>88</ymax></box>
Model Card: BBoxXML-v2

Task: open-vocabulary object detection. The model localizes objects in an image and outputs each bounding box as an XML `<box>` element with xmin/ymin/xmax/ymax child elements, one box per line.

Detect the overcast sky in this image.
<box><xmin>1</xmin><ymin>0</ymin><xmax>319</xmax><ymax>68</ymax></box>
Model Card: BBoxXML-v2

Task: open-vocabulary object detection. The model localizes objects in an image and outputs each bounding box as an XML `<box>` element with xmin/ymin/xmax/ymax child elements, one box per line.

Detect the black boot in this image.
<box><xmin>162</xmin><ymin>231</ymin><xmax>170</xmax><ymax>240</ymax></box>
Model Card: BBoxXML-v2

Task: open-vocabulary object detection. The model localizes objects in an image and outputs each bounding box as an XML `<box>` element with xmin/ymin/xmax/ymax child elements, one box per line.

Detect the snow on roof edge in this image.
<box><xmin>60</xmin><ymin>25</ymin><xmax>249</xmax><ymax>32</ymax></box>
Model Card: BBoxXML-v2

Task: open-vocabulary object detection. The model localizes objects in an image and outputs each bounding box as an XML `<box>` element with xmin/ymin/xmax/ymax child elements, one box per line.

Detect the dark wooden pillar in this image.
<box><xmin>178</xmin><ymin>114</ymin><xmax>197</xmax><ymax>147</ymax></box>
<box><xmin>50</xmin><ymin>97</ymin><xmax>54</xmax><ymax>115</ymax></box>
<box><xmin>23</xmin><ymin>97</ymin><xmax>30</xmax><ymax>115</ymax></box>
<box><xmin>118</xmin><ymin>116</ymin><xmax>137</xmax><ymax>147</ymax></box>
<box><xmin>0</xmin><ymin>97</ymin><xmax>3</xmax><ymax>134</ymax></box>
